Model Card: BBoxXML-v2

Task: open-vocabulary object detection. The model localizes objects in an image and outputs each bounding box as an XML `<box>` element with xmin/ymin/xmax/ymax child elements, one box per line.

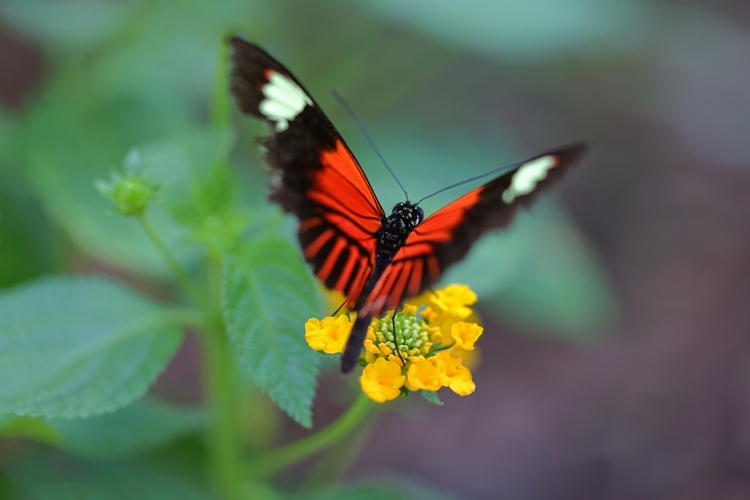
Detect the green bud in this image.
<box><xmin>96</xmin><ymin>149</ymin><xmax>158</xmax><ymax>216</ymax></box>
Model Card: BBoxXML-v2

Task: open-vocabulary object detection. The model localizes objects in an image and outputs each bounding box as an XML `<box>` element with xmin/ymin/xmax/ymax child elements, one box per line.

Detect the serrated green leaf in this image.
<box><xmin>420</xmin><ymin>390</ymin><xmax>444</xmax><ymax>406</ymax></box>
<box><xmin>3</xmin><ymin>448</ymin><xmax>211</xmax><ymax>500</ymax></box>
<box><xmin>0</xmin><ymin>276</ymin><xmax>183</xmax><ymax>418</ymax></box>
<box><xmin>48</xmin><ymin>398</ymin><xmax>206</xmax><ymax>460</ymax></box>
<box><xmin>222</xmin><ymin>237</ymin><xmax>322</xmax><ymax>428</ymax></box>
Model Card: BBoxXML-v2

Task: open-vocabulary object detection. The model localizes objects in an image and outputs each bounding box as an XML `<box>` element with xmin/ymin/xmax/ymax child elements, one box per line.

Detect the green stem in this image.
<box><xmin>202</xmin><ymin>324</ymin><xmax>243</xmax><ymax>499</ymax></box>
<box><xmin>137</xmin><ymin>214</ymin><xmax>209</xmax><ymax>311</ymax></box>
<box><xmin>301</xmin><ymin>415</ymin><xmax>377</xmax><ymax>491</ymax></box>
<box><xmin>245</xmin><ymin>393</ymin><xmax>375</xmax><ymax>478</ymax></box>
<box><xmin>164</xmin><ymin>307</ymin><xmax>207</xmax><ymax>332</ymax></box>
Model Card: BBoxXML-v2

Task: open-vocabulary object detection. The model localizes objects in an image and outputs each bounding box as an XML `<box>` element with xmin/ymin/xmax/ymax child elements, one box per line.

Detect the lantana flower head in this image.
<box><xmin>304</xmin><ymin>284</ymin><xmax>483</xmax><ymax>403</ymax></box>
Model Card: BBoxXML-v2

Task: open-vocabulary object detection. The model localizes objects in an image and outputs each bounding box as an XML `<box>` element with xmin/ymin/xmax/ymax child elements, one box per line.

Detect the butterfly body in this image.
<box><xmin>375</xmin><ymin>203</ymin><xmax>424</xmax><ymax>270</ymax></box>
<box><xmin>229</xmin><ymin>37</ymin><xmax>588</xmax><ymax>373</ymax></box>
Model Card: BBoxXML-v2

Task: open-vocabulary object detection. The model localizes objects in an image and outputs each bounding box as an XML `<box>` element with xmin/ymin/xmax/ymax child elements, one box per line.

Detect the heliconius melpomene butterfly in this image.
<box><xmin>229</xmin><ymin>37</ymin><xmax>588</xmax><ymax>373</ymax></box>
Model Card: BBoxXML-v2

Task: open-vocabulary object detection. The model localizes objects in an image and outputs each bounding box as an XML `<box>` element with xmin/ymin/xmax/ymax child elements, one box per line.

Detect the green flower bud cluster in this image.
<box><xmin>373</xmin><ymin>312</ymin><xmax>431</xmax><ymax>357</ymax></box>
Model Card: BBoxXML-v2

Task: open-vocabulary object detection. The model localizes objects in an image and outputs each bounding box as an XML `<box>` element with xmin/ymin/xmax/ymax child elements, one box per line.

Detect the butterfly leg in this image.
<box><xmin>391</xmin><ymin>308</ymin><xmax>406</xmax><ymax>367</ymax></box>
<box><xmin>331</xmin><ymin>297</ymin><xmax>347</xmax><ymax>316</ymax></box>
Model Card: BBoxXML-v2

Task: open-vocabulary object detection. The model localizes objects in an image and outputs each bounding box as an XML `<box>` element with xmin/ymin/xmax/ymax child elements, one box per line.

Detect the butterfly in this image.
<box><xmin>228</xmin><ymin>37</ymin><xmax>587</xmax><ymax>373</ymax></box>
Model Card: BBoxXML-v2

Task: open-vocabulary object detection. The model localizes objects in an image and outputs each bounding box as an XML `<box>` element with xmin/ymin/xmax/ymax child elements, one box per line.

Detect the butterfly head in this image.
<box><xmin>391</xmin><ymin>202</ymin><xmax>424</xmax><ymax>231</ymax></box>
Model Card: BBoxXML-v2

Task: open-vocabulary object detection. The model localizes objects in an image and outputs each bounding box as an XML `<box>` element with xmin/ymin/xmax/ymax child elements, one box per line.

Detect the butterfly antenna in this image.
<box><xmin>331</xmin><ymin>89</ymin><xmax>409</xmax><ymax>200</ymax></box>
<box><xmin>415</xmin><ymin>160</ymin><xmax>524</xmax><ymax>205</ymax></box>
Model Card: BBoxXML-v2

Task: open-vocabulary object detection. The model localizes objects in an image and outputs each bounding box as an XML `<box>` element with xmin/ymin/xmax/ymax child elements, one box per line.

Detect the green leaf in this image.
<box><xmin>2</xmin><ymin>448</ymin><xmax>211</xmax><ymax>500</ymax></box>
<box><xmin>0</xmin><ymin>399</ymin><xmax>205</xmax><ymax>460</ymax></box>
<box><xmin>0</xmin><ymin>276</ymin><xmax>183</xmax><ymax>418</ymax></box>
<box><xmin>222</xmin><ymin>237</ymin><xmax>322</xmax><ymax>428</ymax></box>
<box><xmin>48</xmin><ymin>398</ymin><xmax>206</xmax><ymax>460</ymax></box>
<box><xmin>420</xmin><ymin>390</ymin><xmax>444</xmax><ymax>406</ymax></box>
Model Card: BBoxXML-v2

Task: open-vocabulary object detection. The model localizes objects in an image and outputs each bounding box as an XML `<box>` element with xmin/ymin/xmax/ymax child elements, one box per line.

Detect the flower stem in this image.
<box><xmin>202</xmin><ymin>323</ymin><xmax>242</xmax><ymax>499</ymax></box>
<box><xmin>245</xmin><ymin>393</ymin><xmax>375</xmax><ymax>478</ymax></box>
<box><xmin>164</xmin><ymin>307</ymin><xmax>207</xmax><ymax>331</ymax></box>
<box><xmin>137</xmin><ymin>214</ymin><xmax>209</xmax><ymax>310</ymax></box>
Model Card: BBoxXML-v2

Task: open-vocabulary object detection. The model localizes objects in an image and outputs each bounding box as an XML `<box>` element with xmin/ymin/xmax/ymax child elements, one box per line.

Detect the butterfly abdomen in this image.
<box><xmin>342</xmin><ymin>315</ymin><xmax>372</xmax><ymax>373</ymax></box>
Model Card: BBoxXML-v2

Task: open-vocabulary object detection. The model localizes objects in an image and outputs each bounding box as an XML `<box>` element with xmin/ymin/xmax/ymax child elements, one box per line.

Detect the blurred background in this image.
<box><xmin>1</xmin><ymin>0</ymin><xmax>750</xmax><ymax>498</ymax></box>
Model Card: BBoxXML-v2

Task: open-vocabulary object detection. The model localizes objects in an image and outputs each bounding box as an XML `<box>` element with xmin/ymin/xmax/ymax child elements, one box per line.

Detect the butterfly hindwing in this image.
<box><xmin>230</xmin><ymin>37</ymin><xmax>386</xmax><ymax>307</ymax></box>
<box><xmin>358</xmin><ymin>144</ymin><xmax>588</xmax><ymax>318</ymax></box>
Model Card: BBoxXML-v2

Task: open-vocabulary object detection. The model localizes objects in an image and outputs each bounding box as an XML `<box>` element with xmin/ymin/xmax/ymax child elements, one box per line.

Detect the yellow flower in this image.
<box><xmin>304</xmin><ymin>315</ymin><xmax>351</xmax><ymax>354</ymax></box>
<box><xmin>431</xmin><ymin>284</ymin><xmax>477</xmax><ymax>319</ymax></box>
<box><xmin>360</xmin><ymin>357</ymin><xmax>405</xmax><ymax>403</ymax></box>
<box><xmin>402</xmin><ymin>303</ymin><xmax>419</xmax><ymax>316</ymax></box>
<box><xmin>305</xmin><ymin>284</ymin><xmax>483</xmax><ymax>403</ymax></box>
<box><xmin>420</xmin><ymin>306</ymin><xmax>439</xmax><ymax>324</ymax></box>
<box><xmin>435</xmin><ymin>351</ymin><xmax>475</xmax><ymax>396</ymax></box>
<box><xmin>406</xmin><ymin>358</ymin><xmax>442</xmax><ymax>392</ymax></box>
<box><xmin>451</xmin><ymin>321</ymin><xmax>483</xmax><ymax>351</ymax></box>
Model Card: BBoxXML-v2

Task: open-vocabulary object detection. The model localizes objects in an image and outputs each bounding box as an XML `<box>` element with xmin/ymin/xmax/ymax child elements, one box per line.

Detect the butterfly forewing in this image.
<box><xmin>230</xmin><ymin>37</ymin><xmax>386</xmax><ymax>308</ymax></box>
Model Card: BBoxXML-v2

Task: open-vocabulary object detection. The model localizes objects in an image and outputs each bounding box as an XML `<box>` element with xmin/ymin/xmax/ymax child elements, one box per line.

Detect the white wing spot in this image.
<box><xmin>501</xmin><ymin>155</ymin><xmax>557</xmax><ymax>204</ymax></box>
<box><xmin>259</xmin><ymin>71</ymin><xmax>313</xmax><ymax>132</ymax></box>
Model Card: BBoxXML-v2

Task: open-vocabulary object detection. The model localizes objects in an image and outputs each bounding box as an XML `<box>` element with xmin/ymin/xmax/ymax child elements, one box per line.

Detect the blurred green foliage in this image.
<box><xmin>0</xmin><ymin>0</ymin><xmax>618</xmax><ymax>497</ymax></box>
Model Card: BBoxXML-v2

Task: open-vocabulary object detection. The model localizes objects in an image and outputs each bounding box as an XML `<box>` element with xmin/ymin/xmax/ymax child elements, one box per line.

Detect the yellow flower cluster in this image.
<box><xmin>304</xmin><ymin>284</ymin><xmax>483</xmax><ymax>403</ymax></box>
